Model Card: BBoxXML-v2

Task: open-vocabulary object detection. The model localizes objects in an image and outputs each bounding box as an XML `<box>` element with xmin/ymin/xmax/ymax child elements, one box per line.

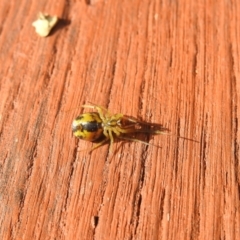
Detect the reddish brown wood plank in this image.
<box><xmin>0</xmin><ymin>0</ymin><xmax>239</xmax><ymax>239</ymax></box>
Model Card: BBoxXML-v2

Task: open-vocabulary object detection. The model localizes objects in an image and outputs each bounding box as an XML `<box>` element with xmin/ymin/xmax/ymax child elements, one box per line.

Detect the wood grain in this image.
<box><xmin>0</xmin><ymin>0</ymin><xmax>239</xmax><ymax>239</ymax></box>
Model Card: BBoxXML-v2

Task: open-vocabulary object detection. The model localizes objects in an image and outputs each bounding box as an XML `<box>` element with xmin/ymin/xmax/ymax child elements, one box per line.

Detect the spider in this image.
<box><xmin>71</xmin><ymin>103</ymin><xmax>169</xmax><ymax>153</ymax></box>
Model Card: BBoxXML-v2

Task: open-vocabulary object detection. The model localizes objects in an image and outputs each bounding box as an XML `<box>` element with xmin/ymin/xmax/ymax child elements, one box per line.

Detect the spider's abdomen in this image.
<box><xmin>72</xmin><ymin>112</ymin><xmax>104</xmax><ymax>142</ymax></box>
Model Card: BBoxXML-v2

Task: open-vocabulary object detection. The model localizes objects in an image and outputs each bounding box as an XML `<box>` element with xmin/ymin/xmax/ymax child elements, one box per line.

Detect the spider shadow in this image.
<box><xmin>49</xmin><ymin>18</ymin><xmax>71</xmax><ymax>36</ymax></box>
<box><xmin>92</xmin><ymin>116</ymin><xmax>170</xmax><ymax>154</ymax></box>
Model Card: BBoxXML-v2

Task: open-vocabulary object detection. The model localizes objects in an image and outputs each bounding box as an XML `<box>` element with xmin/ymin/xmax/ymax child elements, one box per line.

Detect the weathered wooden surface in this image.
<box><xmin>0</xmin><ymin>0</ymin><xmax>239</xmax><ymax>239</ymax></box>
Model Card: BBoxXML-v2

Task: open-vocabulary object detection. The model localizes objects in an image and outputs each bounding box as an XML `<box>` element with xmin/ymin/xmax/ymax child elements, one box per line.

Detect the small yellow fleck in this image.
<box><xmin>32</xmin><ymin>12</ymin><xmax>58</xmax><ymax>37</ymax></box>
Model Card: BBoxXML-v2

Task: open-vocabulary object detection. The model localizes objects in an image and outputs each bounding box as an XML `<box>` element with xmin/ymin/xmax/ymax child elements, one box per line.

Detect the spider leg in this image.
<box><xmin>121</xmin><ymin>115</ymin><xmax>169</xmax><ymax>130</ymax></box>
<box><xmin>108</xmin><ymin>129</ymin><xmax>115</xmax><ymax>153</ymax></box>
<box><xmin>82</xmin><ymin>104</ymin><xmax>111</xmax><ymax>118</ymax></box>
<box><xmin>90</xmin><ymin>128</ymin><xmax>116</xmax><ymax>153</ymax></box>
<box><xmin>89</xmin><ymin>138</ymin><xmax>110</xmax><ymax>153</ymax></box>
<box><xmin>115</xmin><ymin>126</ymin><xmax>170</xmax><ymax>135</ymax></box>
<box><xmin>117</xmin><ymin>136</ymin><xmax>161</xmax><ymax>148</ymax></box>
<box><xmin>85</xmin><ymin>102</ymin><xmax>109</xmax><ymax>111</ymax></box>
<box><xmin>87</xmin><ymin>126</ymin><xmax>112</xmax><ymax>153</ymax></box>
<box><xmin>121</xmin><ymin>115</ymin><xmax>139</xmax><ymax>123</ymax></box>
<box><xmin>114</xmin><ymin>126</ymin><xmax>164</xmax><ymax>148</ymax></box>
<box><xmin>111</xmin><ymin>113</ymin><xmax>124</xmax><ymax>121</ymax></box>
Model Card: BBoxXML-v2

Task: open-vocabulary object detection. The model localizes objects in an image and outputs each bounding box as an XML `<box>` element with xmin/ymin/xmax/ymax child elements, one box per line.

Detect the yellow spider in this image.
<box><xmin>72</xmin><ymin>104</ymin><xmax>169</xmax><ymax>153</ymax></box>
